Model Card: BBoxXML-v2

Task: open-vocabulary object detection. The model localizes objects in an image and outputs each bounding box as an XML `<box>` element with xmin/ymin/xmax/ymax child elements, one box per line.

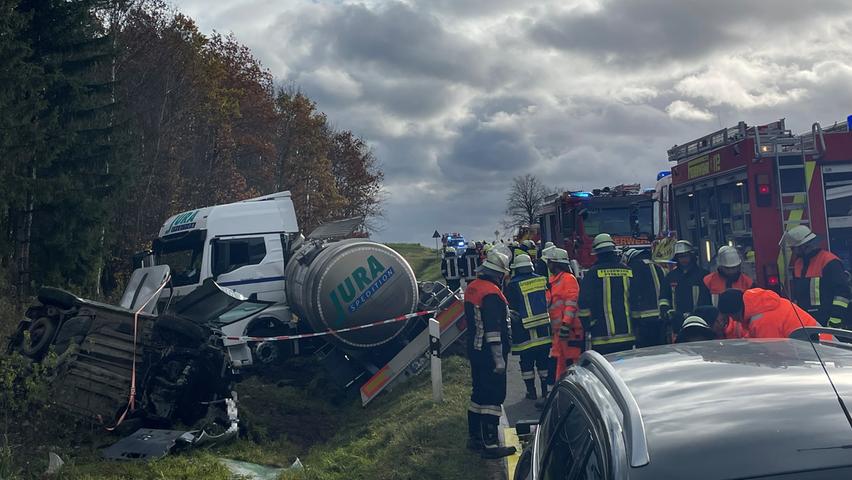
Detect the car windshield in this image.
<box><xmin>154</xmin><ymin>230</ymin><xmax>205</xmax><ymax>287</ymax></box>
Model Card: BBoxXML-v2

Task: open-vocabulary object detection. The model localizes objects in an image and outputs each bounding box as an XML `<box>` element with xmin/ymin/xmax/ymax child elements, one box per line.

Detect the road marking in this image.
<box><xmin>503</xmin><ymin>426</ymin><xmax>522</xmax><ymax>480</ymax></box>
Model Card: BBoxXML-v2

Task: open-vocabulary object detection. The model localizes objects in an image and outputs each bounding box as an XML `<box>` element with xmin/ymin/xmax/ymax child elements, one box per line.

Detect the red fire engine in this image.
<box><xmin>538</xmin><ymin>187</ymin><xmax>655</xmax><ymax>268</ymax></box>
<box><xmin>657</xmin><ymin>117</ymin><xmax>852</xmax><ymax>290</ymax></box>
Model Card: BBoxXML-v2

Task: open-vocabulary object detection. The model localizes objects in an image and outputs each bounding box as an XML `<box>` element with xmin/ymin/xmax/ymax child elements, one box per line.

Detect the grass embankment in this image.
<box><xmin>386</xmin><ymin>243</ymin><xmax>442</xmax><ymax>282</ymax></box>
<box><xmin>49</xmin><ymin>356</ymin><xmax>488</xmax><ymax>480</ymax></box>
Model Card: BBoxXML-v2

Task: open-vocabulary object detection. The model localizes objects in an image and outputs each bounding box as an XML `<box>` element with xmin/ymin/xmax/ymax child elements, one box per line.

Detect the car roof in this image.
<box><xmin>605</xmin><ymin>339</ymin><xmax>852</xmax><ymax>479</ymax></box>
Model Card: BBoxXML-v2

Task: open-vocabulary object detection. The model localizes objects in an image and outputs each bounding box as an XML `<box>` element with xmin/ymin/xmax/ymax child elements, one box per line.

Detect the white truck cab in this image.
<box><xmin>153</xmin><ymin>192</ymin><xmax>301</xmax><ymax>367</ymax></box>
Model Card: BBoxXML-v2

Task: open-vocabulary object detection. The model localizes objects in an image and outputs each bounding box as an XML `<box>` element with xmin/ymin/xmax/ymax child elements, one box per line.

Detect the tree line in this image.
<box><xmin>0</xmin><ymin>0</ymin><xmax>383</xmax><ymax>300</ymax></box>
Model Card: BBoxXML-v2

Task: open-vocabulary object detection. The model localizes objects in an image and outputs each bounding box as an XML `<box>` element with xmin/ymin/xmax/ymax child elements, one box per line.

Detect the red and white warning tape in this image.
<box><xmin>222</xmin><ymin>309</ymin><xmax>438</xmax><ymax>342</ymax></box>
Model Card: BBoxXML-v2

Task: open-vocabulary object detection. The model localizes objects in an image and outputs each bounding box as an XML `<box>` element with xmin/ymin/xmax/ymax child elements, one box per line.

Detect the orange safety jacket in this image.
<box><xmin>704</xmin><ymin>271</ymin><xmax>755</xmax><ymax>307</ymax></box>
<box><xmin>740</xmin><ymin>288</ymin><xmax>820</xmax><ymax>339</ymax></box>
<box><xmin>546</xmin><ymin>271</ymin><xmax>582</xmax><ymax>362</ymax></box>
<box><xmin>792</xmin><ymin>250</ymin><xmax>850</xmax><ymax>327</ymax></box>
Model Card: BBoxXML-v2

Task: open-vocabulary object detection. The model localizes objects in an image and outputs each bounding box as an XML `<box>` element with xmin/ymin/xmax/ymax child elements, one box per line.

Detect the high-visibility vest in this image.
<box><xmin>792</xmin><ymin>250</ymin><xmax>850</xmax><ymax>326</ymax></box>
<box><xmin>579</xmin><ymin>262</ymin><xmax>634</xmax><ymax>347</ymax></box>
<box><xmin>506</xmin><ymin>272</ymin><xmax>551</xmax><ymax>352</ymax></box>
<box><xmin>464</xmin><ymin>278</ymin><xmax>508</xmax><ymax>351</ymax></box>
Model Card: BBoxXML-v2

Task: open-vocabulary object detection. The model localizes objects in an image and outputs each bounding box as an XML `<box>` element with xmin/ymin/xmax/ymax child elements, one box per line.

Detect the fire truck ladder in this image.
<box><xmin>756</xmin><ymin>121</ymin><xmax>818</xmax><ymax>283</ymax></box>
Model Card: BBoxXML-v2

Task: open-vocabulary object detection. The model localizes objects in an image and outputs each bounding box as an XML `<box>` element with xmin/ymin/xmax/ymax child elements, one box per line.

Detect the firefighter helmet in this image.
<box><xmin>672</xmin><ymin>240</ymin><xmax>694</xmax><ymax>257</ymax></box>
<box><xmin>478</xmin><ymin>249</ymin><xmax>510</xmax><ymax>274</ymax></box>
<box><xmin>681</xmin><ymin>315</ymin><xmax>711</xmax><ymax>331</ymax></box>
<box><xmin>716</xmin><ymin>245</ymin><xmax>742</xmax><ymax>268</ymax></box>
<box><xmin>622</xmin><ymin>248</ymin><xmax>640</xmax><ymax>264</ymax></box>
<box><xmin>592</xmin><ymin>233</ymin><xmax>616</xmax><ymax>254</ymax></box>
<box><xmin>780</xmin><ymin>225</ymin><xmax>817</xmax><ymax>248</ymax></box>
<box><xmin>522</xmin><ymin>239</ymin><xmax>536</xmax><ymax>249</ymax></box>
<box><xmin>548</xmin><ymin>248</ymin><xmax>572</xmax><ymax>264</ymax></box>
<box><xmin>510</xmin><ymin>253</ymin><xmax>534</xmax><ymax>270</ymax></box>
<box><xmin>544</xmin><ymin>241</ymin><xmax>555</xmax><ymax>249</ymax></box>
<box><xmin>539</xmin><ymin>245</ymin><xmax>556</xmax><ymax>260</ymax></box>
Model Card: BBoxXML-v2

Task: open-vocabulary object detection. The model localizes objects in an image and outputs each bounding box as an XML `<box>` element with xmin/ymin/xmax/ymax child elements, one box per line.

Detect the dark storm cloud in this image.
<box><xmin>526</xmin><ymin>0</ymin><xmax>849</xmax><ymax>65</ymax></box>
<box><xmin>175</xmin><ymin>0</ymin><xmax>852</xmax><ymax>243</ymax></box>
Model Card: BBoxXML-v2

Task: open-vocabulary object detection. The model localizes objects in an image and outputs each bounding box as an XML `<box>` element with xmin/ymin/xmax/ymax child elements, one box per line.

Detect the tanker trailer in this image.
<box><xmin>284</xmin><ymin>238</ymin><xmax>420</xmax><ymax>353</ymax></box>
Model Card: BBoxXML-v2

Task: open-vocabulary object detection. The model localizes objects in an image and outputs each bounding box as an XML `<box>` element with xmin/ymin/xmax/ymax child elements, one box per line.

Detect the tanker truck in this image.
<box><xmin>10</xmin><ymin>191</ymin><xmax>458</xmax><ymax>433</ymax></box>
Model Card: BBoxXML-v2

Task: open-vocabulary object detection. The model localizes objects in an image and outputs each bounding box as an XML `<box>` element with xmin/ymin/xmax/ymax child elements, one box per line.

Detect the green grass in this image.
<box><xmin>34</xmin><ymin>356</ymin><xmax>488</xmax><ymax>480</ymax></box>
<box><xmin>386</xmin><ymin>243</ymin><xmax>442</xmax><ymax>282</ymax></box>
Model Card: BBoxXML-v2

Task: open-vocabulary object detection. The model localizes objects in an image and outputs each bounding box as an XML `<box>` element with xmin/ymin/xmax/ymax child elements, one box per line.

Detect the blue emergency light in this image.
<box><xmin>847</xmin><ymin>115</ymin><xmax>851</xmax><ymax>131</ymax></box>
<box><xmin>657</xmin><ymin>171</ymin><xmax>672</xmax><ymax>181</ymax></box>
<box><xmin>571</xmin><ymin>191</ymin><xmax>592</xmax><ymax>198</ymax></box>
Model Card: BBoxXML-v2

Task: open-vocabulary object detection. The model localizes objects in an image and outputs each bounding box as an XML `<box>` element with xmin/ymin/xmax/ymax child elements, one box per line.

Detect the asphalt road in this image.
<box><xmin>504</xmin><ymin>354</ymin><xmax>543</xmax><ymax>426</ymax></box>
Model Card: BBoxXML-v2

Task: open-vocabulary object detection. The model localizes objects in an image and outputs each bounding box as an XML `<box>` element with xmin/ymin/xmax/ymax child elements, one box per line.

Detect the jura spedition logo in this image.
<box><xmin>329</xmin><ymin>255</ymin><xmax>395</xmax><ymax>325</ymax></box>
<box><xmin>166</xmin><ymin>210</ymin><xmax>199</xmax><ymax>234</ymax></box>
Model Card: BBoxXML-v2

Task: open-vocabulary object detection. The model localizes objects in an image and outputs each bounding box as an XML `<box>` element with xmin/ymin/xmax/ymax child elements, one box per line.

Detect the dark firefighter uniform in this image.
<box><xmin>659</xmin><ymin>264</ymin><xmax>711</xmax><ymax>333</ymax></box>
<box><xmin>441</xmin><ymin>248</ymin><xmax>461</xmax><ymax>291</ymax></box>
<box><xmin>792</xmin><ymin>250</ymin><xmax>851</xmax><ymax>328</ymax></box>
<box><xmin>505</xmin><ymin>270</ymin><xmax>550</xmax><ymax>398</ymax></box>
<box><xmin>627</xmin><ymin>251</ymin><xmax>667</xmax><ymax>347</ymax></box>
<box><xmin>464</xmin><ymin>277</ymin><xmax>513</xmax><ymax>457</ymax></box>
<box><xmin>460</xmin><ymin>246</ymin><xmax>481</xmax><ymax>285</ymax></box>
<box><xmin>578</xmin><ymin>257</ymin><xmax>635</xmax><ymax>354</ymax></box>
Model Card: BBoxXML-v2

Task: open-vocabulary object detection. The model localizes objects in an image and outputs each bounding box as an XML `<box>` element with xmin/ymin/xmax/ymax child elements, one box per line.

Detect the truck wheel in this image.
<box><xmin>21</xmin><ymin>317</ymin><xmax>57</xmax><ymax>359</ymax></box>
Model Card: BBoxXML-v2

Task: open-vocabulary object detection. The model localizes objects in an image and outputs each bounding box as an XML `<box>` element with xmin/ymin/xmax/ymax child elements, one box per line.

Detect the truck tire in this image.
<box><xmin>21</xmin><ymin>317</ymin><xmax>57</xmax><ymax>359</ymax></box>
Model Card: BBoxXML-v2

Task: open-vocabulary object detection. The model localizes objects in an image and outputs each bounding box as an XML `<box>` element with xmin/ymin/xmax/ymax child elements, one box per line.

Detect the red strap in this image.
<box><xmin>106</xmin><ymin>276</ymin><xmax>170</xmax><ymax>431</ymax></box>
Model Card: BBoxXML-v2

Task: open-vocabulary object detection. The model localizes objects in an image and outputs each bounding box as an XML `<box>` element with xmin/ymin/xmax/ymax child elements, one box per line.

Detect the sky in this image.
<box><xmin>173</xmin><ymin>0</ymin><xmax>852</xmax><ymax>245</ymax></box>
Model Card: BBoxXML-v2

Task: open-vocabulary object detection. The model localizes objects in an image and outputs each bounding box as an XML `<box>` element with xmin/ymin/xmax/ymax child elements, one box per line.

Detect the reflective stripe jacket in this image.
<box><xmin>659</xmin><ymin>264</ymin><xmax>711</xmax><ymax>316</ymax></box>
<box><xmin>792</xmin><ymin>250</ymin><xmax>850</xmax><ymax>327</ymax></box>
<box><xmin>704</xmin><ymin>271</ymin><xmax>755</xmax><ymax>306</ymax></box>
<box><xmin>628</xmin><ymin>256</ymin><xmax>665</xmax><ymax>321</ymax></box>
<box><xmin>579</xmin><ymin>258</ymin><xmax>634</xmax><ymax>346</ymax></box>
<box><xmin>741</xmin><ymin>288</ymin><xmax>820</xmax><ymax>338</ymax></box>
<box><xmin>459</xmin><ymin>248</ymin><xmax>481</xmax><ymax>281</ymax></box>
<box><xmin>441</xmin><ymin>251</ymin><xmax>460</xmax><ymax>280</ymax></box>
<box><xmin>505</xmin><ymin>270</ymin><xmax>551</xmax><ymax>352</ymax></box>
<box><xmin>464</xmin><ymin>278</ymin><xmax>511</xmax><ymax>352</ymax></box>
<box><xmin>546</xmin><ymin>271</ymin><xmax>582</xmax><ymax>357</ymax></box>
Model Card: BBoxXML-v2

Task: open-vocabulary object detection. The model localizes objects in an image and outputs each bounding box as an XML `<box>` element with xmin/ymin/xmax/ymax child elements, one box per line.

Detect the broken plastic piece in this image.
<box><xmin>46</xmin><ymin>452</ymin><xmax>64</xmax><ymax>474</ymax></box>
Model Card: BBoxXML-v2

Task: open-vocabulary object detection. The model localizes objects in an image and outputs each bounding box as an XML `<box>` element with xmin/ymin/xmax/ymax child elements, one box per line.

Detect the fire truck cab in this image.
<box><xmin>662</xmin><ymin>117</ymin><xmax>852</xmax><ymax>290</ymax></box>
<box><xmin>538</xmin><ymin>189</ymin><xmax>655</xmax><ymax>269</ymax></box>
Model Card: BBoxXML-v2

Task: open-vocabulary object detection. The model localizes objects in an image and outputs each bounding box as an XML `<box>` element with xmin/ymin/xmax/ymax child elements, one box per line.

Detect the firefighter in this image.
<box><xmin>704</xmin><ymin>245</ymin><xmax>755</xmax><ymax>338</ymax></box>
<box><xmin>505</xmin><ymin>254</ymin><xmax>551</xmax><ymax>400</ymax></box>
<box><xmin>781</xmin><ymin>225</ymin><xmax>851</xmax><ymax>328</ymax></box>
<box><xmin>441</xmin><ymin>246</ymin><xmax>461</xmax><ymax>291</ymax></box>
<box><xmin>675</xmin><ymin>316</ymin><xmax>717</xmax><ymax>343</ymax></box>
<box><xmin>511</xmin><ymin>241</ymin><xmax>526</xmax><ymax>260</ymax></box>
<box><xmin>625</xmin><ymin>248</ymin><xmax>667</xmax><ymax>347</ymax></box>
<box><xmin>578</xmin><ymin>234</ymin><xmax>635</xmax><ymax>354</ymax></box>
<box><xmin>659</xmin><ymin>240</ymin><xmax>711</xmax><ymax>334</ymax></box>
<box><xmin>717</xmin><ymin>288</ymin><xmax>820</xmax><ymax>338</ymax></box>
<box><xmin>522</xmin><ymin>239</ymin><xmax>538</xmax><ymax>260</ymax></box>
<box><xmin>535</xmin><ymin>243</ymin><xmax>555</xmax><ymax>279</ymax></box>
<box><xmin>464</xmin><ymin>249</ymin><xmax>516</xmax><ymax>459</ymax></box>
<box><xmin>461</xmin><ymin>242</ymin><xmax>480</xmax><ymax>286</ymax></box>
<box><xmin>545</xmin><ymin>248</ymin><xmax>582</xmax><ymax>382</ymax></box>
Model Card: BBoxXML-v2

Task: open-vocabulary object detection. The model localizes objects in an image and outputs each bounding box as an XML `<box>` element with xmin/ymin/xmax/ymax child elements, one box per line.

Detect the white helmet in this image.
<box><xmin>681</xmin><ymin>315</ymin><xmax>711</xmax><ymax>331</ymax></box>
<box><xmin>622</xmin><ymin>248</ymin><xmax>642</xmax><ymax>264</ymax></box>
<box><xmin>539</xmin><ymin>245</ymin><xmax>556</xmax><ymax>260</ymax></box>
<box><xmin>479</xmin><ymin>249</ymin><xmax>510</xmax><ymax>274</ymax></box>
<box><xmin>592</xmin><ymin>233</ymin><xmax>616</xmax><ymax>254</ymax></box>
<box><xmin>544</xmin><ymin>241</ymin><xmax>555</xmax><ymax>249</ymax></box>
<box><xmin>780</xmin><ymin>225</ymin><xmax>817</xmax><ymax>248</ymax></box>
<box><xmin>672</xmin><ymin>240</ymin><xmax>694</xmax><ymax>257</ymax></box>
<box><xmin>510</xmin><ymin>253</ymin><xmax>534</xmax><ymax>270</ymax></box>
<box><xmin>548</xmin><ymin>248</ymin><xmax>572</xmax><ymax>265</ymax></box>
<box><xmin>716</xmin><ymin>245</ymin><xmax>742</xmax><ymax>268</ymax></box>
<box><xmin>522</xmin><ymin>239</ymin><xmax>536</xmax><ymax>250</ymax></box>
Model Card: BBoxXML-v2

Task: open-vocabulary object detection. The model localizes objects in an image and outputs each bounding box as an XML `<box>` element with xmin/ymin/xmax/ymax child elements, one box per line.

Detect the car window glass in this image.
<box><xmin>541</xmin><ymin>397</ymin><xmax>605</xmax><ymax>480</ymax></box>
<box><xmin>213</xmin><ymin>237</ymin><xmax>267</xmax><ymax>276</ymax></box>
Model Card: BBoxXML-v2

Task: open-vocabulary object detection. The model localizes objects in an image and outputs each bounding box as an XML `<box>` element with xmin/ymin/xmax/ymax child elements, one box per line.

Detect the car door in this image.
<box><xmin>538</xmin><ymin>385</ymin><xmax>609</xmax><ymax>480</ymax></box>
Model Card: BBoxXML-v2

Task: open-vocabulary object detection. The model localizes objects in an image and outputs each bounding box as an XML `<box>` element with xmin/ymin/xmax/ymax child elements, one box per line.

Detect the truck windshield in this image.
<box><xmin>153</xmin><ymin>230</ymin><xmax>205</xmax><ymax>287</ymax></box>
<box><xmin>585</xmin><ymin>205</ymin><xmax>653</xmax><ymax>238</ymax></box>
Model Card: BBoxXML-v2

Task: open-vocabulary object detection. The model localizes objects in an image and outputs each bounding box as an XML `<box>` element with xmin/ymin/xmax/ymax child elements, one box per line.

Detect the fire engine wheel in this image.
<box><xmin>21</xmin><ymin>316</ymin><xmax>57</xmax><ymax>359</ymax></box>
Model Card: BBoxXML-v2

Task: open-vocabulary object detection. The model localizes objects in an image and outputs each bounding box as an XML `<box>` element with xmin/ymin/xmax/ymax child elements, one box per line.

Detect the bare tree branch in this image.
<box><xmin>503</xmin><ymin>174</ymin><xmax>551</xmax><ymax>231</ymax></box>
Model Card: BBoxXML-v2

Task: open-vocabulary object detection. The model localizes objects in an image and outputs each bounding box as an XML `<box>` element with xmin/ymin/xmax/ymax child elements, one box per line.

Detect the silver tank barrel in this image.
<box><xmin>285</xmin><ymin>240</ymin><xmax>419</xmax><ymax>349</ymax></box>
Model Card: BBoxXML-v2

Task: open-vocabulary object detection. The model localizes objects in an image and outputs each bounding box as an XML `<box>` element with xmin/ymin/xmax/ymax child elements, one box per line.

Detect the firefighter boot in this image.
<box><xmin>466</xmin><ymin>411</ymin><xmax>484</xmax><ymax>451</ymax></box>
<box><xmin>480</xmin><ymin>419</ymin><xmax>516</xmax><ymax>459</ymax></box>
<box><xmin>524</xmin><ymin>379</ymin><xmax>537</xmax><ymax>400</ymax></box>
<box><xmin>540</xmin><ymin>381</ymin><xmax>548</xmax><ymax>401</ymax></box>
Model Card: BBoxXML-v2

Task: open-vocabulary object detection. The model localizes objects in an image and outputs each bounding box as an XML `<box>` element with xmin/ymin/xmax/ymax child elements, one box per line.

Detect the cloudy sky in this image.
<box><xmin>175</xmin><ymin>0</ymin><xmax>852</xmax><ymax>244</ymax></box>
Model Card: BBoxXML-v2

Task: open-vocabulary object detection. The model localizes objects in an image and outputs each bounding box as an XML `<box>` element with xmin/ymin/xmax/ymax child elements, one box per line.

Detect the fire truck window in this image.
<box><xmin>562</xmin><ymin>209</ymin><xmax>576</xmax><ymax>238</ymax></box>
<box><xmin>675</xmin><ymin>193</ymin><xmax>698</xmax><ymax>245</ymax></box>
<box><xmin>583</xmin><ymin>208</ymin><xmax>631</xmax><ymax>237</ymax></box>
<box><xmin>717</xmin><ymin>182</ymin><xmax>751</xmax><ymax>236</ymax></box>
<box><xmin>780</xmin><ymin>169</ymin><xmax>806</xmax><ymax>193</ymax></box>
